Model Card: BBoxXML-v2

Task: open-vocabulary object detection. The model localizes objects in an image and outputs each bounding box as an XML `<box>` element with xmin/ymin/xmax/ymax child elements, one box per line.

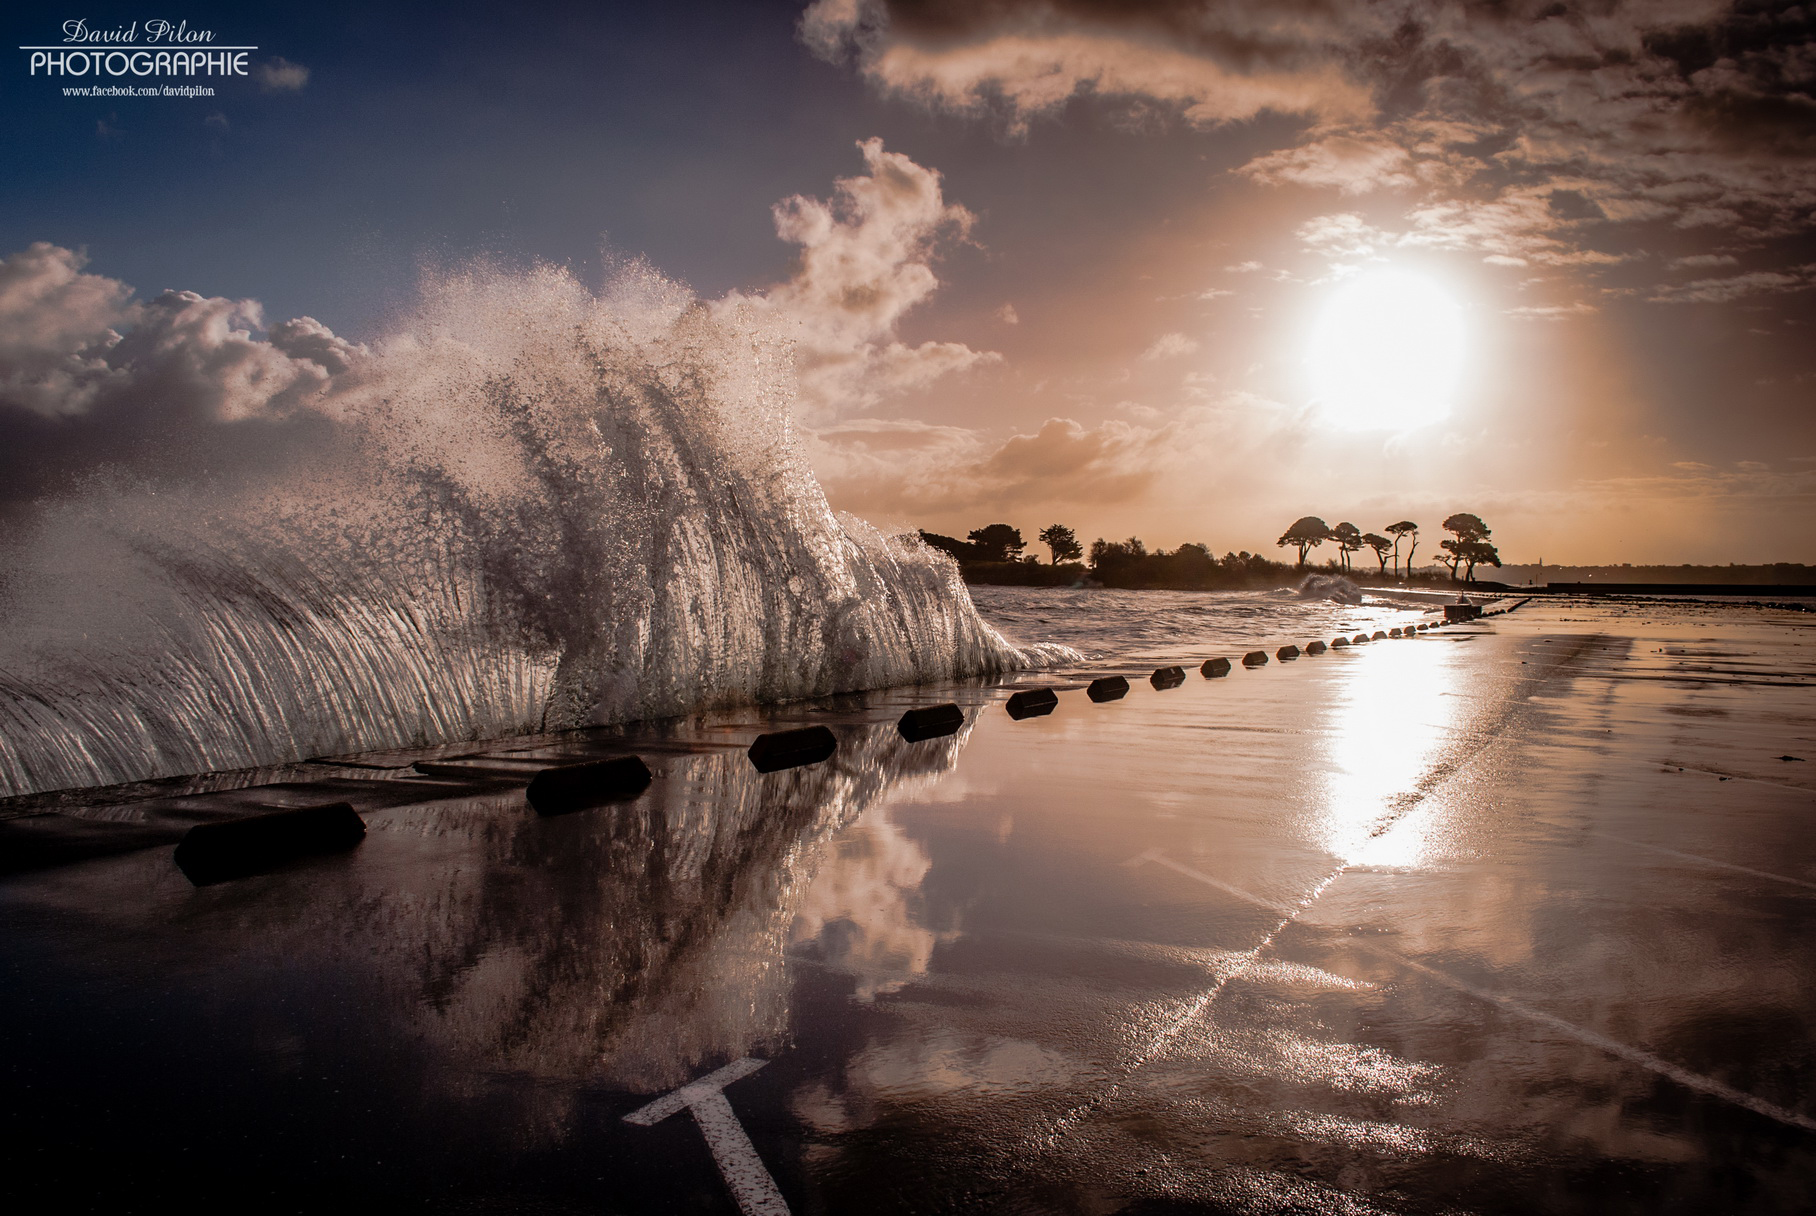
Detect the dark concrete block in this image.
<box><xmin>1242</xmin><ymin>650</ymin><xmax>1269</xmax><ymax>667</ymax></box>
<box><xmin>1416</xmin><ymin>623</ymin><xmax>1429</xmax><ymax>631</ymax></box>
<box><xmin>1087</xmin><ymin>676</ymin><xmax>1130</xmax><ymax>702</ymax></box>
<box><xmin>1005</xmin><ymin>688</ymin><xmax>1059</xmax><ymax>720</ymax></box>
<box><xmin>174</xmin><ymin>803</ymin><xmax>365</xmax><ymax>886</ymax></box>
<box><xmin>1201</xmin><ymin>657</ymin><xmax>1232</xmax><ymax>677</ymax></box>
<box><xmin>1276</xmin><ymin>645</ymin><xmax>1300</xmax><ymax>660</ymax></box>
<box><xmin>1330</xmin><ymin>637</ymin><xmax>1349</xmax><ymax>648</ymax></box>
<box><xmin>1372</xmin><ymin>630</ymin><xmax>1388</xmax><ymax>640</ymax></box>
<box><xmin>1444</xmin><ymin>603</ymin><xmax>1482</xmax><ymax>623</ymax></box>
<box><xmin>1150</xmin><ymin>666</ymin><xmax>1186</xmax><ymax>689</ymax></box>
<box><xmin>526</xmin><ymin>756</ymin><xmax>653</xmax><ymax>814</ymax></box>
<box><xmin>1352</xmin><ymin>634</ymin><xmax>1370</xmax><ymax>644</ymax></box>
<box><xmin>1388</xmin><ymin>627</ymin><xmax>1403</xmax><ymax>637</ymax></box>
<box><xmin>898</xmin><ymin>703</ymin><xmax>966</xmax><ymax>742</ymax></box>
<box><xmin>748</xmin><ymin>726</ymin><xmax>839</xmax><ymax>773</ymax></box>
<box><xmin>1305</xmin><ymin>640</ymin><xmax>1327</xmax><ymax>655</ymax></box>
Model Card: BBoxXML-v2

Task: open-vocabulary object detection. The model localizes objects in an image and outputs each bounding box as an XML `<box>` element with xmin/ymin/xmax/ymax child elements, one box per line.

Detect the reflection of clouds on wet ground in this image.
<box><xmin>5</xmin><ymin>600</ymin><xmax>1815</xmax><ymax>1211</ymax></box>
<box><xmin>0</xmin><ymin>711</ymin><xmax>981</xmax><ymax>1149</ymax></box>
<box><xmin>789</xmin><ymin>810</ymin><xmax>950</xmax><ymax>1001</ymax></box>
<box><xmin>794</xmin><ymin>1030</ymin><xmax>1082</xmax><ymax>1135</ymax></box>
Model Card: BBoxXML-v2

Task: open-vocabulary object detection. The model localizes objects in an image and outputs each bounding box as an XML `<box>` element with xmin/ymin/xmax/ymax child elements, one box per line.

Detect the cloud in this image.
<box><xmin>726</xmin><ymin>138</ymin><xmax>997</xmax><ymax>419</ymax></box>
<box><xmin>1296</xmin><ymin>213</ymin><xmax>1393</xmax><ymax>261</ymax></box>
<box><xmin>1225</xmin><ymin>261</ymin><xmax>1264</xmax><ymax>273</ymax></box>
<box><xmin>1140</xmin><ymin>332</ymin><xmax>1200</xmax><ymax>360</ymax></box>
<box><xmin>0</xmin><ymin>243</ymin><xmax>136</xmax><ymax>417</ymax></box>
<box><xmin>997</xmin><ymin>302</ymin><xmax>1019</xmax><ymax>324</ymax></box>
<box><xmin>1505</xmin><ymin>301</ymin><xmax>1598</xmax><ymax>320</ymax></box>
<box><xmin>1293</xmin><ymin>190</ymin><xmax>1632</xmax><ymax>271</ymax></box>
<box><xmin>254</xmin><ymin>57</ymin><xmax>310</xmax><ymax>93</ymax></box>
<box><xmin>799</xmin><ymin>0</ymin><xmax>1374</xmax><ymax>135</ymax></box>
<box><xmin>1239</xmin><ymin>137</ymin><xmax>1415</xmax><ymax>194</ymax></box>
<box><xmin>1648</xmin><ymin>266</ymin><xmax>1816</xmax><ymax>304</ymax></box>
<box><xmin>811</xmin><ymin>414</ymin><xmax>1168</xmax><ymax>517</ymax></box>
<box><xmin>809</xmin><ymin>394</ymin><xmax>1312</xmax><ymax>527</ymax></box>
<box><xmin>0</xmin><ymin>242</ymin><xmax>362</xmax><ymax>502</ymax></box>
<box><xmin>1669</xmin><ymin>253</ymin><xmax>1739</xmax><ymax>270</ymax></box>
<box><xmin>807</xmin><ymin>1</ymin><xmax>1816</xmax><ymax>292</ymax></box>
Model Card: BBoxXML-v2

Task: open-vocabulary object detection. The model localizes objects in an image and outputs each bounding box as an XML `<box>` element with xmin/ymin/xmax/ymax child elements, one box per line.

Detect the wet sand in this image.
<box><xmin>1</xmin><ymin>598</ymin><xmax>1813</xmax><ymax>1213</ymax></box>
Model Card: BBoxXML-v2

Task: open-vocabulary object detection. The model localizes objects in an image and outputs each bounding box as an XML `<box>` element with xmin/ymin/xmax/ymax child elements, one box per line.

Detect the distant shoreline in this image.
<box><xmin>955</xmin><ymin>561</ymin><xmax>1497</xmax><ymax>593</ymax></box>
<box><xmin>957</xmin><ymin>559</ymin><xmax>1816</xmax><ymax>594</ymax></box>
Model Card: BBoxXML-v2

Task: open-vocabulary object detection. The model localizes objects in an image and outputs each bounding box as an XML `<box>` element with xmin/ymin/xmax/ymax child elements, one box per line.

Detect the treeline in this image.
<box><xmin>917</xmin><ymin>512</ymin><xmax>1508</xmax><ymax>590</ymax></box>
<box><xmin>917</xmin><ymin>527</ymin><xmax>1297</xmax><ymax>589</ymax></box>
<box><xmin>1275</xmin><ymin>512</ymin><xmax>1501</xmax><ymax>581</ymax></box>
<box><xmin>917</xmin><ymin>525</ymin><xmax>1310</xmax><ymax>590</ymax></box>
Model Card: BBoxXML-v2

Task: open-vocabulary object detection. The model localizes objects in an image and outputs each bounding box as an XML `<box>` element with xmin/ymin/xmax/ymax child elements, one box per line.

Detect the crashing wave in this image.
<box><xmin>0</xmin><ymin>261</ymin><xmax>1034</xmax><ymax>798</ymax></box>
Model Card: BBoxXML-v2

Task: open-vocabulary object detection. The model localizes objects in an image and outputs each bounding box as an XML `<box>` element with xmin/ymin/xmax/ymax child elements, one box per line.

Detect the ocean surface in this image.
<box><xmin>968</xmin><ymin>583</ymin><xmax>1448</xmax><ymax>663</ymax></box>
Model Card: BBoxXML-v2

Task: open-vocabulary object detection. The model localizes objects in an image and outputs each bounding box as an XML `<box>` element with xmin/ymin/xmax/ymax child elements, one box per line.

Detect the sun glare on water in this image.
<box><xmin>1308</xmin><ymin>269</ymin><xmax>1466</xmax><ymax>432</ymax></box>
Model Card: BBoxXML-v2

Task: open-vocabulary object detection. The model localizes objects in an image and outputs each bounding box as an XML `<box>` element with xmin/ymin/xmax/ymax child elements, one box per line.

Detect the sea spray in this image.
<box><xmin>1295</xmin><ymin>573</ymin><xmax>1363</xmax><ymax>604</ymax></box>
<box><xmin>0</xmin><ymin>260</ymin><xmax>1039</xmax><ymax>799</ymax></box>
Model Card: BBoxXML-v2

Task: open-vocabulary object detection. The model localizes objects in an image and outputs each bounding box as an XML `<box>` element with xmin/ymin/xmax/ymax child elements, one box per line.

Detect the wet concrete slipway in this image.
<box><xmin>2</xmin><ymin>598</ymin><xmax>1814</xmax><ymax>1215</ymax></box>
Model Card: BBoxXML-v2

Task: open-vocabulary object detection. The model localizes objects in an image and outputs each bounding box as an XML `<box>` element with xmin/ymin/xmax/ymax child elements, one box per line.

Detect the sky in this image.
<box><xmin>3</xmin><ymin>0</ymin><xmax>1814</xmax><ymax>564</ymax></box>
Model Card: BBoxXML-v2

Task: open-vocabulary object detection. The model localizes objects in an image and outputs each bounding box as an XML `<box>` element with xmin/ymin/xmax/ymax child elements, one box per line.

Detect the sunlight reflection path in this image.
<box><xmin>1320</xmin><ymin>639</ymin><xmax>1463</xmax><ymax>869</ymax></box>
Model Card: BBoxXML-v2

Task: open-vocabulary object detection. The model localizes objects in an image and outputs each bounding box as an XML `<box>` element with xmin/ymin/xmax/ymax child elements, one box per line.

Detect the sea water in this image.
<box><xmin>968</xmin><ymin>584</ymin><xmax>1440</xmax><ymax>663</ymax></box>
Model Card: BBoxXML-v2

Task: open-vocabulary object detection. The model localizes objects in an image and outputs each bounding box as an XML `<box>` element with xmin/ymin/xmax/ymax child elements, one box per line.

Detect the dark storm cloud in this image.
<box><xmin>803</xmin><ymin>0</ymin><xmax>1816</xmax><ymax>278</ymax></box>
<box><xmin>0</xmin><ymin>243</ymin><xmax>357</xmax><ymax>504</ymax></box>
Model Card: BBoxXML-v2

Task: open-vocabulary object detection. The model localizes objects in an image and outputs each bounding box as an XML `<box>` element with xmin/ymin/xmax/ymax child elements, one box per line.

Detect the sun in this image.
<box><xmin>1307</xmin><ymin>269</ymin><xmax>1466</xmax><ymax>432</ymax></box>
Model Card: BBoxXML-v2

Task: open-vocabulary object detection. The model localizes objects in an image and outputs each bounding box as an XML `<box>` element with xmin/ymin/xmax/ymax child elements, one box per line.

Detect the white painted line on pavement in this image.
<box><xmin>623</xmin><ymin>1057</ymin><xmax>790</xmax><ymax>1215</ymax></box>
<box><xmin>1594</xmin><ymin>831</ymin><xmax>1816</xmax><ymax>893</ymax></box>
<box><xmin>1128</xmin><ymin>847</ymin><xmax>1816</xmax><ymax>1135</ymax></box>
<box><xmin>1354</xmin><ymin>942</ymin><xmax>1816</xmax><ymax>1135</ymax></box>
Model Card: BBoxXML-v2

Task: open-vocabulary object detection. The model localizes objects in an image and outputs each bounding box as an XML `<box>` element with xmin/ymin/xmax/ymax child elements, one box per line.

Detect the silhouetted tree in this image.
<box><xmin>1456</xmin><ymin>539</ymin><xmax>1501</xmax><ymax>582</ymax></box>
<box><xmin>967</xmin><ymin>524</ymin><xmax>1026</xmax><ymax>563</ymax></box>
<box><xmin>918</xmin><ymin>530</ymin><xmax>981</xmax><ymax>562</ymax></box>
<box><xmin>1331</xmin><ymin>522</ymin><xmax>1363</xmax><ymax>571</ymax></box>
<box><xmin>1363</xmin><ymin>532</ymin><xmax>1393</xmax><ymax>574</ymax></box>
<box><xmin>1443</xmin><ymin>512</ymin><xmax>1489</xmax><ymax>542</ymax></box>
<box><xmin>1089</xmin><ymin>536</ymin><xmax>1147</xmax><ymax>566</ymax></box>
<box><xmin>1438</xmin><ymin>513</ymin><xmax>1492</xmax><ymax>581</ymax></box>
<box><xmin>1276</xmin><ymin>516</ymin><xmax>1331</xmax><ymax>568</ymax></box>
<box><xmin>1385</xmin><ymin>520</ymin><xmax>1418</xmax><ymax>577</ymax></box>
<box><xmin>1038</xmin><ymin>524</ymin><xmax>1082</xmax><ymax>565</ymax></box>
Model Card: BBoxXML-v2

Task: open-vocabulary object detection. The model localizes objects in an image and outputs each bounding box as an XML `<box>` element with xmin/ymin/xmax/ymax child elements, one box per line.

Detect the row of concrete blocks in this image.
<box><xmin>172</xmin><ymin>715</ymin><xmax>949</xmax><ymax>885</ymax></box>
<box><xmin>172</xmin><ymin>615</ymin><xmax>1486</xmax><ymax>885</ymax></box>
<box><xmin>1000</xmin><ymin>621</ymin><xmax>1451</xmax><ymax>722</ymax></box>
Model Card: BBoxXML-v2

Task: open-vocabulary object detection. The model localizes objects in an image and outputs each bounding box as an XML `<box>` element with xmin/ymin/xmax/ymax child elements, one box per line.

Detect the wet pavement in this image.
<box><xmin>2</xmin><ymin>599</ymin><xmax>1814</xmax><ymax>1214</ymax></box>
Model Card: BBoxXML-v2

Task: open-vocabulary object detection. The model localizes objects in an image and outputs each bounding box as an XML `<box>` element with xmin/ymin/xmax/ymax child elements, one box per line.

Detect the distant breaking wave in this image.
<box><xmin>1294</xmin><ymin>573</ymin><xmax>1363</xmax><ymax>605</ymax></box>
<box><xmin>0</xmin><ymin>262</ymin><xmax>1036</xmax><ymax>799</ymax></box>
